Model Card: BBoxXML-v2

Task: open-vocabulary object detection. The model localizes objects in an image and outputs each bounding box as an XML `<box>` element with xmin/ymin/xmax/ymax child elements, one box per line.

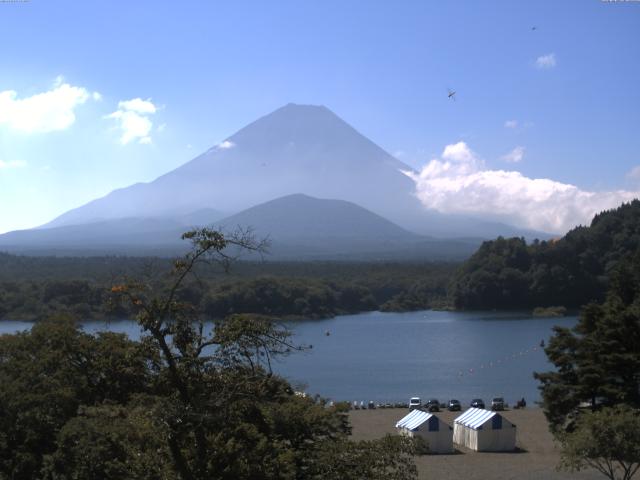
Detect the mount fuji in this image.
<box><xmin>0</xmin><ymin>104</ymin><xmax>547</xmax><ymax>258</ymax></box>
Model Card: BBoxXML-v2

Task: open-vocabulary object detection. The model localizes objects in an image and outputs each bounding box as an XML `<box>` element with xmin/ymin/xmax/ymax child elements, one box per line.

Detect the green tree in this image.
<box><xmin>109</xmin><ymin>228</ymin><xmax>418</xmax><ymax>480</ymax></box>
<box><xmin>304</xmin><ymin>435</ymin><xmax>419</xmax><ymax>480</ymax></box>
<box><xmin>0</xmin><ymin>315</ymin><xmax>152</xmax><ymax>480</ymax></box>
<box><xmin>558</xmin><ymin>405</ymin><xmax>640</xmax><ymax>480</ymax></box>
<box><xmin>42</xmin><ymin>403</ymin><xmax>171</xmax><ymax>480</ymax></box>
<box><xmin>1</xmin><ymin>229</ymin><xmax>418</xmax><ymax>480</ymax></box>
<box><xmin>535</xmin><ymin>251</ymin><xmax>640</xmax><ymax>433</ymax></box>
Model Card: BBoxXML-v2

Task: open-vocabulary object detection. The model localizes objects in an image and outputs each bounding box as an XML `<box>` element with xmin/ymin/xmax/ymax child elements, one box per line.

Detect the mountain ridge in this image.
<box><xmin>4</xmin><ymin>103</ymin><xmax>551</xmax><ymax>255</ymax></box>
<box><xmin>0</xmin><ymin>193</ymin><xmax>481</xmax><ymax>260</ymax></box>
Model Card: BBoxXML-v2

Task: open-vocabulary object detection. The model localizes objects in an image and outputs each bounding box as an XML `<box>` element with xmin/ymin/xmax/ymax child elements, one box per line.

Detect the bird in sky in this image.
<box><xmin>448</xmin><ymin>89</ymin><xmax>456</xmax><ymax>101</ymax></box>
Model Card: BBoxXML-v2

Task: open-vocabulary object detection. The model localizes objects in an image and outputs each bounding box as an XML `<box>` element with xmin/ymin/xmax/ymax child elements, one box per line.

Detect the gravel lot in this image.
<box><xmin>349</xmin><ymin>408</ymin><xmax>607</xmax><ymax>480</ymax></box>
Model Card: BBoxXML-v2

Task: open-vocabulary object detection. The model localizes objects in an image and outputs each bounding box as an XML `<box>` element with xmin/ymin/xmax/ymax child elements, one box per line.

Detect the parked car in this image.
<box><xmin>470</xmin><ymin>398</ymin><xmax>485</xmax><ymax>409</ymax></box>
<box><xmin>426</xmin><ymin>399</ymin><xmax>440</xmax><ymax>412</ymax></box>
<box><xmin>491</xmin><ymin>397</ymin><xmax>505</xmax><ymax>411</ymax></box>
<box><xmin>447</xmin><ymin>399</ymin><xmax>461</xmax><ymax>411</ymax></box>
<box><xmin>368</xmin><ymin>401</ymin><xmax>376</xmax><ymax>409</ymax></box>
<box><xmin>409</xmin><ymin>397</ymin><xmax>422</xmax><ymax>411</ymax></box>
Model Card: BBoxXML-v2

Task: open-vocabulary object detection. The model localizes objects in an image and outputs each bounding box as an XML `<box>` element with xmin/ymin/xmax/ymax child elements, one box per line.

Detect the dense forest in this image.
<box><xmin>4</xmin><ymin>201</ymin><xmax>640</xmax><ymax>321</ymax></box>
<box><xmin>0</xmin><ymin>254</ymin><xmax>455</xmax><ymax>321</ymax></box>
<box><xmin>0</xmin><ymin>230</ymin><xmax>419</xmax><ymax>480</ymax></box>
<box><xmin>450</xmin><ymin>200</ymin><xmax>640</xmax><ymax>310</ymax></box>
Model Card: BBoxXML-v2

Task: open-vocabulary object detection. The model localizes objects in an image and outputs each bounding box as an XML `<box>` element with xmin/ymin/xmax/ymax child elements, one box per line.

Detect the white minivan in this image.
<box><xmin>409</xmin><ymin>397</ymin><xmax>421</xmax><ymax>411</ymax></box>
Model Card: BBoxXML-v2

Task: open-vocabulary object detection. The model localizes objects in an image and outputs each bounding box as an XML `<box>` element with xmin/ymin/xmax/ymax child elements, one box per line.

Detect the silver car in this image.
<box><xmin>409</xmin><ymin>397</ymin><xmax>421</xmax><ymax>411</ymax></box>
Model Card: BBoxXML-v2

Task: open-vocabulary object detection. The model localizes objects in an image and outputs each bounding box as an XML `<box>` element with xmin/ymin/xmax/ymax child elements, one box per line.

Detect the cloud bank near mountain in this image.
<box><xmin>405</xmin><ymin>142</ymin><xmax>639</xmax><ymax>234</ymax></box>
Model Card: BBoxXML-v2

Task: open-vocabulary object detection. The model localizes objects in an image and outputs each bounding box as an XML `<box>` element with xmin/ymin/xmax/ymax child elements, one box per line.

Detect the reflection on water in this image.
<box><xmin>0</xmin><ymin>310</ymin><xmax>576</xmax><ymax>405</ymax></box>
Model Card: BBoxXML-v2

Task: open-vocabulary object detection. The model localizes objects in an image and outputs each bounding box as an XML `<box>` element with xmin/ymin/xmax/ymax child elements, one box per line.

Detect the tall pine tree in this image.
<box><xmin>535</xmin><ymin>250</ymin><xmax>640</xmax><ymax>432</ymax></box>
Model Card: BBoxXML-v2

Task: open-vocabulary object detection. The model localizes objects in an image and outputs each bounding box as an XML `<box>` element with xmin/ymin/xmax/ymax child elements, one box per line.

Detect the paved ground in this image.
<box><xmin>349</xmin><ymin>408</ymin><xmax>606</xmax><ymax>480</ymax></box>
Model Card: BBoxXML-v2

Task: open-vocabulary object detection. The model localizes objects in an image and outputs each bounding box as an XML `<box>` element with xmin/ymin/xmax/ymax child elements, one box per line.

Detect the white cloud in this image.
<box><xmin>218</xmin><ymin>140</ymin><xmax>235</xmax><ymax>149</ymax></box>
<box><xmin>0</xmin><ymin>159</ymin><xmax>27</xmax><ymax>169</ymax></box>
<box><xmin>403</xmin><ymin>142</ymin><xmax>639</xmax><ymax>234</ymax></box>
<box><xmin>504</xmin><ymin>120</ymin><xmax>518</xmax><ymax>129</ymax></box>
<box><xmin>0</xmin><ymin>79</ymin><xmax>99</xmax><ymax>133</ymax></box>
<box><xmin>535</xmin><ymin>53</ymin><xmax>557</xmax><ymax>69</ymax></box>
<box><xmin>106</xmin><ymin>97</ymin><xmax>157</xmax><ymax>145</ymax></box>
<box><xmin>117</xmin><ymin>98</ymin><xmax>157</xmax><ymax>114</ymax></box>
<box><xmin>627</xmin><ymin>166</ymin><xmax>640</xmax><ymax>181</ymax></box>
<box><xmin>501</xmin><ymin>146</ymin><xmax>525</xmax><ymax>163</ymax></box>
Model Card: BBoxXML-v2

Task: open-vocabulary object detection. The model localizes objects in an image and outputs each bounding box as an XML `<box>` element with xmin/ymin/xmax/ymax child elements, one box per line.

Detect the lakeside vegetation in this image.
<box><xmin>450</xmin><ymin>200</ymin><xmax>640</xmax><ymax>310</ymax></box>
<box><xmin>0</xmin><ymin>254</ymin><xmax>454</xmax><ymax>321</ymax></box>
<box><xmin>0</xmin><ymin>229</ymin><xmax>420</xmax><ymax>480</ymax></box>
<box><xmin>534</xmin><ymin>249</ymin><xmax>640</xmax><ymax>479</ymax></box>
<box><xmin>3</xmin><ymin>202</ymin><xmax>640</xmax><ymax>322</ymax></box>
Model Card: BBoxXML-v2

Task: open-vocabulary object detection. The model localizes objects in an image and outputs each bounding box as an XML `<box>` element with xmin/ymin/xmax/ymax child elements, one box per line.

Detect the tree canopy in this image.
<box><xmin>534</xmin><ymin>249</ymin><xmax>640</xmax><ymax>433</ymax></box>
<box><xmin>535</xmin><ymin>244</ymin><xmax>640</xmax><ymax>480</ymax></box>
<box><xmin>450</xmin><ymin>200</ymin><xmax>640</xmax><ymax>310</ymax></box>
<box><xmin>0</xmin><ymin>228</ymin><xmax>418</xmax><ymax>480</ymax></box>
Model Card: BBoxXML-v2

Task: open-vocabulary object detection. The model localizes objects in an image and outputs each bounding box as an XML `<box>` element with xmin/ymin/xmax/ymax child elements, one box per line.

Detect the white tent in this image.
<box><xmin>453</xmin><ymin>408</ymin><xmax>516</xmax><ymax>452</ymax></box>
<box><xmin>395</xmin><ymin>409</ymin><xmax>454</xmax><ymax>454</ymax></box>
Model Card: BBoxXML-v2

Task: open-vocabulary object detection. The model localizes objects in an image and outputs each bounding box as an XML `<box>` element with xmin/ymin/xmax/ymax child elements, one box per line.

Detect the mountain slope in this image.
<box><xmin>0</xmin><ymin>194</ymin><xmax>480</xmax><ymax>259</ymax></box>
<box><xmin>212</xmin><ymin>194</ymin><xmax>480</xmax><ymax>260</ymax></box>
<box><xmin>45</xmin><ymin>103</ymin><xmax>421</xmax><ymax>230</ymax></box>
<box><xmin>40</xmin><ymin>103</ymin><xmax>546</xmax><ymax>239</ymax></box>
<box><xmin>216</xmin><ymin>194</ymin><xmax>417</xmax><ymax>242</ymax></box>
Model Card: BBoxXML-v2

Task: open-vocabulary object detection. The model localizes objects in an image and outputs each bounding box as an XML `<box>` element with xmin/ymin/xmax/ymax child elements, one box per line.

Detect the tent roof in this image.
<box><xmin>395</xmin><ymin>409</ymin><xmax>435</xmax><ymax>431</ymax></box>
<box><xmin>454</xmin><ymin>408</ymin><xmax>501</xmax><ymax>430</ymax></box>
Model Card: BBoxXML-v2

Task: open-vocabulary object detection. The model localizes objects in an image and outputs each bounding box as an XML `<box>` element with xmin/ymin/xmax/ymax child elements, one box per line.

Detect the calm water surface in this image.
<box><xmin>1</xmin><ymin>310</ymin><xmax>576</xmax><ymax>405</ymax></box>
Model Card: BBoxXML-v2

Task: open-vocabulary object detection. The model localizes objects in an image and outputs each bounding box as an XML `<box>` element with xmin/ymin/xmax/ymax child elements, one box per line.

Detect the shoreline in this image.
<box><xmin>349</xmin><ymin>408</ymin><xmax>601</xmax><ymax>479</ymax></box>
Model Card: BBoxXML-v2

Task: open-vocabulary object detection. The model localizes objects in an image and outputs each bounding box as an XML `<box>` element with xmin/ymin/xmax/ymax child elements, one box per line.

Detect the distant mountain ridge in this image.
<box><xmin>44</xmin><ymin>103</ymin><xmax>420</xmax><ymax>230</ymax></box>
<box><xmin>217</xmin><ymin>194</ymin><xmax>418</xmax><ymax>242</ymax></box>
<box><xmin>0</xmin><ymin>193</ymin><xmax>481</xmax><ymax>260</ymax></box>
<box><xmin>0</xmin><ymin>103</ymin><xmax>550</xmax><ymax>257</ymax></box>
<box><xmin>39</xmin><ymin>103</ymin><xmax>547</xmax><ymax>239</ymax></box>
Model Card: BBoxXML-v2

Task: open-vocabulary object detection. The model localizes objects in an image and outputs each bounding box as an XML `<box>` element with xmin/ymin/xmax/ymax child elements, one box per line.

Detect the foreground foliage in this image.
<box><xmin>558</xmin><ymin>405</ymin><xmax>640</xmax><ymax>480</ymax></box>
<box><xmin>0</xmin><ymin>229</ymin><xmax>418</xmax><ymax>480</ymax></box>
<box><xmin>535</xmin><ymin>251</ymin><xmax>640</xmax><ymax>432</ymax></box>
<box><xmin>536</xmin><ymin>248</ymin><xmax>640</xmax><ymax>479</ymax></box>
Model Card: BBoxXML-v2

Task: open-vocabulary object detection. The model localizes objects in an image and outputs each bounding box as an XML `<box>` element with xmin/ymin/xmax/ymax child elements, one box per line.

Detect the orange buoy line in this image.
<box><xmin>455</xmin><ymin>343</ymin><xmax>543</xmax><ymax>379</ymax></box>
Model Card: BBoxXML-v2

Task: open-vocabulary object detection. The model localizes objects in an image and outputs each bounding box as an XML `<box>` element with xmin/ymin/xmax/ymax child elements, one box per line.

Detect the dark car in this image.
<box><xmin>425</xmin><ymin>399</ymin><xmax>440</xmax><ymax>412</ymax></box>
<box><xmin>491</xmin><ymin>397</ymin><xmax>505</xmax><ymax>411</ymax></box>
<box><xmin>447</xmin><ymin>399</ymin><xmax>461</xmax><ymax>411</ymax></box>
<box><xmin>470</xmin><ymin>398</ymin><xmax>485</xmax><ymax>409</ymax></box>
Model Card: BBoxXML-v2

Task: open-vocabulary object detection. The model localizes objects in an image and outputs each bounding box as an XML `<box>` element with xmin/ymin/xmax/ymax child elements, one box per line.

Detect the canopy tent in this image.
<box><xmin>453</xmin><ymin>408</ymin><xmax>516</xmax><ymax>451</ymax></box>
<box><xmin>395</xmin><ymin>409</ymin><xmax>453</xmax><ymax>454</ymax></box>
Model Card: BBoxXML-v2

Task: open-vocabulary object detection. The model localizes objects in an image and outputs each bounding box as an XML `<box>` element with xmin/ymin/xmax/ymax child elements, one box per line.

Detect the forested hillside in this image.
<box><xmin>0</xmin><ymin>255</ymin><xmax>454</xmax><ymax>321</ymax></box>
<box><xmin>450</xmin><ymin>200</ymin><xmax>640</xmax><ymax>309</ymax></box>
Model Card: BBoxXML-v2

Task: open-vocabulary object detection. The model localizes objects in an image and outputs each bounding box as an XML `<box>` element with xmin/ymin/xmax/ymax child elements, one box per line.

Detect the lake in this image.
<box><xmin>0</xmin><ymin>310</ymin><xmax>576</xmax><ymax>406</ymax></box>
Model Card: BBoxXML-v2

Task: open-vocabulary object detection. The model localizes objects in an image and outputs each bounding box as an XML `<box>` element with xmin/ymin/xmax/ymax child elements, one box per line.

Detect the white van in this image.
<box><xmin>409</xmin><ymin>397</ymin><xmax>421</xmax><ymax>410</ymax></box>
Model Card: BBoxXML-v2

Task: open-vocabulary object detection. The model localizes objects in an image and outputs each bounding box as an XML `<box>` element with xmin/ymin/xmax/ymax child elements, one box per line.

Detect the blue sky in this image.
<box><xmin>0</xmin><ymin>0</ymin><xmax>639</xmax><ymax>233</ymax></box>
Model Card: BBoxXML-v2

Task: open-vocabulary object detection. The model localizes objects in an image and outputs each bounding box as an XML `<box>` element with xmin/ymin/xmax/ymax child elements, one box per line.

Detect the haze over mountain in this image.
<box><xmin>0</xmin><ymin>103</ymin><xmax>549</xmax><ymax>257</ymax></box>
<box><xmin>41</xmin><ymin>104</ymin><xmax>546</xmax><ymax>237</ymax></box>
<box><xmin>44</xmin><ymin>104</ymin><xmax>421</xmax><ymax>228</ymax></box>
<box><xmin>0</xmin><ymin>194</ymin><xmax>481</xmax><ymax>259</ymax></box>
<box><xmin>213</xmin><ymin>194</ymin><xmax>479</xmax><ymax>260</ymax></box>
